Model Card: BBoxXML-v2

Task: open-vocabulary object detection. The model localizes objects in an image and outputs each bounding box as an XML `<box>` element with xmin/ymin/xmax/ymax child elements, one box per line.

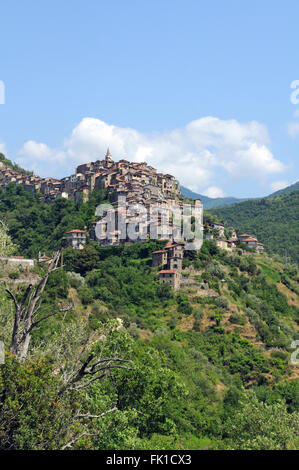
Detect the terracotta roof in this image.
<box><xmin>159</xmin><ymin>270</ymin><xmax>176</xmax><ymax>274</ymax></box>
<box><xmin>165</xmin><ymin>243</ymin><xmax>183</xmax><ymax>249</ymax></box>
<box><xmin>66</xmin><ymin>229</ymin><xmax>87</xmax><ymax>234</ymax></box>
<box><xmin>243</xmin><ymin>237</ymin><xmax>257</xmax><ymax>242</ymax></box>
<box><xmin>152</xmin><ymin>250</ymin><xmax>167</xmax><ymax>254</ymax></box>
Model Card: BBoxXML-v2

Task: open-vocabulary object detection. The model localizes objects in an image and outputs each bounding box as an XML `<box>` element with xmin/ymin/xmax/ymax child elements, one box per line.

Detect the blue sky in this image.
<box><xmin>0</xmin><ymin>0</ymin><xmax>299</xmax><ymax>198</ymax></box>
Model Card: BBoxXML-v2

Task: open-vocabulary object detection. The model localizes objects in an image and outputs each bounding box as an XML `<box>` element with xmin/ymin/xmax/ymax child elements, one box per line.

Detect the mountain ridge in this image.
<box><xmin>181</xmin><ymin>180</ymin><xmax>299</xmax><ymax>209</ymax></box>
<box><xmin>267</xmin><ymin>181</ymin><xmax>299</xmax><ymax>198</ymax></box>
<box><xmin>180</xmin><ymin>186</ymin><xmax>249</xmax><ymax>209</ymax></box>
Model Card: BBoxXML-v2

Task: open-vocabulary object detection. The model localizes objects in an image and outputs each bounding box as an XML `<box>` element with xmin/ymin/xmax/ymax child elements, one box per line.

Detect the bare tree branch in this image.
<box><xmin>76</xmin><ymin>407</ymin><xmax>117</xmax><ymax>419</ymax></box>
<box><xmin>3</xmin><ymin>282</ymin><xmax>19</xmax><ymax>311</ymax></box>
<box><xmin>3</xmin><ymin>251</ymin><xmax>71</xmax><ymax>360</ymax></box>
<box><xmin>61</xmin><ymin>431</ymin><xmax>98</xmax><ymax>450</ymax></box>
<box><xmin>30</xmin><ymin>305</ymin><xmax>72</xmax><ymax>330</ymax></box>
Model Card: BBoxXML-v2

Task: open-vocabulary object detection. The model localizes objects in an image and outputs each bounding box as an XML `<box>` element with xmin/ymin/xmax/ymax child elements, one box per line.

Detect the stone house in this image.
<box><xmin>152</xmin><ymin>250</ymin><xmax>168</xmax><ymax>267</ymax></box>
<box><xmin>65</xmin><ymin>229</ymin><xmax>87</xmax><ymax>250</ymax></box>
<box><xmin>242</xmin><ymin>237</ymin><xmax>258</xmax><ymax>249</ymax></box>
<box><xmin>159</xmin><ymin>269</ymin><xmax>180</xmax><ymax>290</ymax></box>
<box><xmin>210</xmin><ymin>222</ymin><xmax>225</xmax><ymax>237</ymax></box>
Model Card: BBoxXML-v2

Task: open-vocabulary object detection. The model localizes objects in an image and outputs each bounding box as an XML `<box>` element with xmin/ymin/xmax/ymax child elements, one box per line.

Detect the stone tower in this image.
<box><xmin>104</xmin><ymin>148</ymin><xmax>114</xmax><ymax>168</ymax></box>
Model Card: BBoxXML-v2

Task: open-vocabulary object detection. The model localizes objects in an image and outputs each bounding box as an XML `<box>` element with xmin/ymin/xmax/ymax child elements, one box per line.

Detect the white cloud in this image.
<box><xmin>18</xmin><ymin>141</ymin><xmax>68</xmax><ymax>177</ymax></box>
<box><xmin>202</xmin><ymin>186</ymin><xmax>226</xmax><ymax>198</ymax></box>
<box><xmin>15</xmin><ymin>116</ymin><xmax>285</xmax><ymax>191</ymax></box>
<box><xmin>270</xmin><ymin>180</ymin><xmax>289</xmax><ymax>192</ymax></box>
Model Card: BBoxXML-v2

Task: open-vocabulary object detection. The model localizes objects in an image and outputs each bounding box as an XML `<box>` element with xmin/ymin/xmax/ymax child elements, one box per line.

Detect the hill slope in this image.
<box><xmin>1</xmin><ymin>238</ymin><xmax>299</xmax><ymax>450</ymax></box>
<box><xmin>212</xmin><ymin>191</ymin><xmax>299</xmax><ymax>264</ymax></box>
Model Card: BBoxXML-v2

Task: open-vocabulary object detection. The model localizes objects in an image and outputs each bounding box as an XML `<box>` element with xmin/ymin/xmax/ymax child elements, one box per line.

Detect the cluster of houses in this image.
<box><xmin>0</xmin><ymin>165</ymin><xmax>49</xmax><ymax>195</ymax></box>
<box><xmin>204</xmin><ymin>223</ymin><xmax>264</xmax><ymax>253</ymax></box>
<box><xmin>0</xmin><ymin>149</ymin><xmax>181</xmax><ymax>205</ymax></box>
<box><xmin>63</xmin><ymin>198</ymin><xmax>203</xmax><ymax>251</ymax></box>
<box><xmin>148</xmin><ymin>228</ymin><xmax>265</xmax><ymax>291</ymax></box>
<box><xmin>47</xmin><ymin>150</ymin><xmax>201</xmax><ymax>250</ymax></box>
<box><xmin>0</xmin><ymin>151</ymin><xmax>265</xmax><ymax>293</ymax></box>
<box><xmin>71</xmin><ymin>148</ymin><xmax>181</xmax><ymax>204</ymax></box>
<box><xmin>238</xmin><ymin>233</ymin><xmax>264</xmax><ymax>252</ymax></box>
<box><xmin>90</xmin><ymin>198</ymin><xmax>202</xmax><ymax>247</ymax></box>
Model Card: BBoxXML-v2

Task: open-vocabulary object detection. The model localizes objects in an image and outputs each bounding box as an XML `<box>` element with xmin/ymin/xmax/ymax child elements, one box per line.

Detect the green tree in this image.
<box><xmin>0</xmin><ymin>220</ymin><xmax>16</xmax><ymax>257</ymax></box>
<box><xmin>223</xmin><ymin>390</ymin><xmax>299</xmax><ymax>450</ymax></box>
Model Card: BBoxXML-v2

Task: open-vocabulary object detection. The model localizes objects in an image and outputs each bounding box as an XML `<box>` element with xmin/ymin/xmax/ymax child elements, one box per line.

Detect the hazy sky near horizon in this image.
<box><xmin>1</xmin><ymin>0</ymin><xmax>299</xmax><ymax>198</ymax></box>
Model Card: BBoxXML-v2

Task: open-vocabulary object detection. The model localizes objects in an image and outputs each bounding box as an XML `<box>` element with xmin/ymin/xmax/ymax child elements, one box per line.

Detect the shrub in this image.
<box><xmin>229</xmin><ymin>313</ymin><xmax>246</xmax><ymax>326</ymax></box>
<box><xmin>177</xmin><ymin>295</ymin><xmax>193</xmax><ymax>315</ymax></box>
<box><xmin>215</xmin><ymin>296</ymin><xmax>229</xmax><ymax>311</ymax></box>
<box><xmin>193</xmin><ymin>308</ymin><xmax>203</xmax><ymax>331</ymax></box>
<box><xmin>127</xmin><ymin>322</ymin><xmax>140</xmax><ymax>339</ymax></box>
<box><xmin>157</xmin><ymin>283</ymin><xmax>173</xmax><ymax>299</ymax></box>
<box><xmin>206</xmin><ymin>261</ymin><xmax>225</xmax><ymax>279</ymax></box>
<box><xmin>77</xmin><ymin>286</ymin><xmax>94</xmax><ymax>305</ymax></box>
<box><xmin>67</xmin><ymin>271</ymin><xmax>85</xmax><ymax>288</ymax></box>
<box><xmin>8</xmin><ymin>271</ymin><xmax>19</xmax><ymax>280</ymax></box>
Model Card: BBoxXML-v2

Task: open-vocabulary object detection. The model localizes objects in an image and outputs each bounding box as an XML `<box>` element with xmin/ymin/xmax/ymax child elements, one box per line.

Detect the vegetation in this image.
<box><xmin>0</xmin><ymin>233</ymin><xmax>298</xmax><ymax>449</ymax></box>
<box><xmin>0</xmin><ymin>183</ymin><xmax>108</xmax><ymax>258</ymax></box>
<box><xmin>0</xmin><ymin>183</ymin><xmax>299</xmax><ymax>450</ymax></box>
<box><xmin>212</xmin><ymin>191</ymin><xmax>299</xmax><ymax>263</ymax></box>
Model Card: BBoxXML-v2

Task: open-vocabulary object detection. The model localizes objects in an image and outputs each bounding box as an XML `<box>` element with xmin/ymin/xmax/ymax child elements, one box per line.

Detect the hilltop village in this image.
<box><xmin>0</xmin><ymin>148</ymin><xmax>202</xmax><ymax>245</ymax></box>
<box><xmin>0</xmin><ymin>148</ymin><xmax>180</xmax><ymax>203</ymax></box>
<box><xmin>0</xmin><ymin>150</ymin><xmax>265</xmax><ymax>290</ymax></box>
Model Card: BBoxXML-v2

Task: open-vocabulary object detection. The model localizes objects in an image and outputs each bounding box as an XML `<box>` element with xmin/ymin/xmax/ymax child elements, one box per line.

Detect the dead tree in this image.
<box><xmin>61</xmin><ymin>355</ymin><xmax>134</xmax><ymax>393</ymax></box>
<box><xmin>3</xmin><ymin>251</ymin><xmax>72</xmax><ymax>361</ymax></box>
<box><xmin>58</xmin><ymin>353</ymin><xmax>134</xmax><ymax>450</ymax></box>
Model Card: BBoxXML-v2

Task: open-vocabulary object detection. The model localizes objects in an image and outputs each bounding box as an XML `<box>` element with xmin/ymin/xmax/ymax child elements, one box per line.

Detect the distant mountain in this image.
<box><xmin>181</xmin><ymin>186</ymin><xmax>248</xmax><ymax>209</ymax></box>
<box><xmin>212</xmin><ymin>190</ymin><xmax>299</xmax><ymax>264</ymax></box>
<box><xmin>267</xmin><ymin>181</ymin><xmax>299</xmax><ymax>198</ymax></box>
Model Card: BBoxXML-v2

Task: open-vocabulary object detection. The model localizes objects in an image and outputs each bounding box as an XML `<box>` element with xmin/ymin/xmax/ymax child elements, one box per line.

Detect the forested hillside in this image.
<box><xmin>0</xmin><ymin>183</ymin><xmax>299</xmax><ymax>450</ymax></box>
<box><xmin>1</xmin><ymin>232</ymin><xmax>299</xmax><ymax>449</ymax></box>
<box><xmin>0</xmin><ymin>183</ymin><xmax>108</xmax><ymax>257</ymax></box>
<box><xmin>212</xmin><ymin>191</ymin><xmax>299</xmax><ymax>264</ymax></box>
